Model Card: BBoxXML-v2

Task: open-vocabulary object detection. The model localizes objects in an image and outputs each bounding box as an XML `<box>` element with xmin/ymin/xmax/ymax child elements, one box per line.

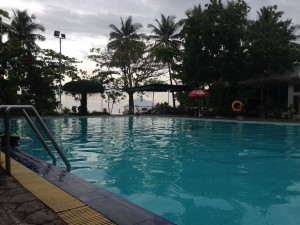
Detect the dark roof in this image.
<box><xmin>124</xmin><ymin>84</ymin><xmax>194</xmax><ymax>92</ymax></box>
<box><xmin>239</xmin><ymin>67</ymin><xmax>300</xmax><ymax>85</ymax></box>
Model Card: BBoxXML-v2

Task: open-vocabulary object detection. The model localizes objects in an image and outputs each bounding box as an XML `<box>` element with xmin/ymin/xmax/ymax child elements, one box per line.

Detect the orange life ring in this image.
<box><xmin>232</xmin><ymin>101</ymin><xmax>243</xmax><ymax>112</ymax></box>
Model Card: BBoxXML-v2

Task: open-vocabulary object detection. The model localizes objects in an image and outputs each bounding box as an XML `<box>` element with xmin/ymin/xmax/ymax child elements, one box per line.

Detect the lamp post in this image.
<box><xmin>54</xmin><ymin>30</ymin><xmax>66</xmax><ymax>113</ymax></box>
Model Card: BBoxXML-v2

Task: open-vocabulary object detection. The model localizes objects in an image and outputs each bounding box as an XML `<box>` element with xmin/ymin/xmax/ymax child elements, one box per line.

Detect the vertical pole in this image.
<box><xmin>59</xmin><ymin>38</ymin><xmax>62</xmax><ymax>110</ymax></box>
<box><xmin>152</xmin><ymin>91</ymin><xmax>155</xmax><ymax>110</ymax></box>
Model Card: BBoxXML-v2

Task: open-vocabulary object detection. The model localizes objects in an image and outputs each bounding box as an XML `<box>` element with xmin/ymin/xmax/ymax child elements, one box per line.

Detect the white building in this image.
<box><xmin>123</xmin><ymin>98</ymin><xmax>153</xmax><ymax>114</ymax></box>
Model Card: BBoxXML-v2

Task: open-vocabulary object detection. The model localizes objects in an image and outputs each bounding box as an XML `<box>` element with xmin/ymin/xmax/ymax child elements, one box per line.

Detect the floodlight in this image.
<box><xmin>54</xmin><ymin>30</ymin><xmax>60</xmax><ymax>37</ymax></box>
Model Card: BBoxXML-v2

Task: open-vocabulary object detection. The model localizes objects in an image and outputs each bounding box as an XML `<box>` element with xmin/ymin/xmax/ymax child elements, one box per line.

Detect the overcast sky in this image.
<box><xmin>1</xmin><ymin>0</ymin><xmax>300</xmax><ymax>73</ymax></box>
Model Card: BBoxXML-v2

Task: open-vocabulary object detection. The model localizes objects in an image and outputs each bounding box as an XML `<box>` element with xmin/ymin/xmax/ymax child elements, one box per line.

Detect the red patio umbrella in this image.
<box><xmin>188</xmin><ymin>88</ymin><xmax>210</xmax><ymax>117</ymax></box>
<box><xmin>188</xmin><ymin>88</ymin><xmax>210</xmax><ymax>97</ymax></box>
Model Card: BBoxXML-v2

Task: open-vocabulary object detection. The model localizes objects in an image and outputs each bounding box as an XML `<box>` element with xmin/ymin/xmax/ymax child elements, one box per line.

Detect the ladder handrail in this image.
<box><xmin>0</xmin><ymin>105</ymin><xmax>71</xmax><ymax>174</ymax></box>
<box><xmin>22</xmin><ymin>109</ymin><xmax>57</xmax><ymax>166</ymax></box>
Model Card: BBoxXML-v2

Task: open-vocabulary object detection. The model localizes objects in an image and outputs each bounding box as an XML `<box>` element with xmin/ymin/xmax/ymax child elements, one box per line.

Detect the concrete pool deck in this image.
<box><xmin>0</xmin><ymin>150</ymin><xmax>175</xmax><ymax>225</ymax></box>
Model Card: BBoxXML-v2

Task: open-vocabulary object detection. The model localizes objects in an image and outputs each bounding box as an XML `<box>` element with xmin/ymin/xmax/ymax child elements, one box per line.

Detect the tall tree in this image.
<box><xmin>9</xmin><ymin>9</ymin><xmax>45</xmax><ymax>51</ymax></box>
<box><xmin>0</xmin><ymin>9</ymin><xmax>9</xmax><ymax>49</ymax></box>
<box><xmin>107</xmin><ymin>16</ymin><xmax>144</xmax><ymax>51</ymax></box>
<box><xmin>181</xmin><ymin>0</ymin><xmax>250</xmax><ymax>86</ymax></box>
<box><xmin>106</xmin><ymin>16</ymin><xmax>156</xmax><ymax>114</ymax></box>
<box><xmin>0</xmin><ymin>9</ymin><xmax>10</xmax><ymax>78</ymax></box>
<box><xmin>89</xmin><ymin>45</ymin><xmax>162</xmax><ymax>114</ymax></box>
<box><xmin>180</xmin><ymin>0</ymin><xmax>250</xmax><ymax>114</ymax></box>
<box><xmin>247</xmin><ymin>5</ymin><xmax>299</xmax><ymax>77</ymax></box>
<box><xmin>0</xmin><ymin>10</ymin><xmax>17</xmax><ymax>105</ymax></box>
<box><xmin>180</xmin><ymin>5</ymin><xmax>205</xmax><ymax>86</ymax></box>
<box><xmin>247</xmin><ymin>5</ymin><xmax>300</xmax><ymax>116</ymax></box>
<box><xmin>3</xmin><ymin>9</ymin><xmax>46</xmax><ymax>90</ymax></box>
<box><xmin>148</xmin><ymin>14</ymin><xmax>182</xmax><ymax>109</ymax></box>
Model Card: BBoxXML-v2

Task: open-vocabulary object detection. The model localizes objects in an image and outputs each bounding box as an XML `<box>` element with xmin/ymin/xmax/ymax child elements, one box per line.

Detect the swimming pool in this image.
<box><xmin>7</xmin><ymin>116</ymin><xmax>300</xmax><ymax>225</ymax></box>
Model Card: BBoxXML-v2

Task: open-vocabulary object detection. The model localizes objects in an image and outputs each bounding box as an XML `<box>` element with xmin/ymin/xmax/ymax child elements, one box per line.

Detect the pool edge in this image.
<box><xmin>3</xmin><ymin>149</ymin><xmax>175</xmax><ymax>225</ymax></box>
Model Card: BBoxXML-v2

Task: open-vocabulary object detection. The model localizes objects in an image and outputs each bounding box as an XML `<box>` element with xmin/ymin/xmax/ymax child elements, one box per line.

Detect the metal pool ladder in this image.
<box><xmin>0</xmin><ymin>105</ymin><xmax>71</xmax><ymax>174</ymax></box>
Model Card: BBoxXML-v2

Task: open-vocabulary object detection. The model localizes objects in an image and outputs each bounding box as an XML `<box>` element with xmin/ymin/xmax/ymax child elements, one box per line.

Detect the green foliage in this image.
<box><xmin>0</xmin><ymin>10</ymin><xmax>53</xmax><ymax>113</ymax></box>
<box><xmin>154</xmin><ymin>102</ymin><xmax>172</xmax><ymax>114</ymax></box>
<box><xmin>89</xmin><ymin>110</ymin><xmax>110</xmax><ymax>116</ymax></box>
<box><xmin>0</xmin><ymin>9</ymin><xmax>79</xmax><ymax>114</ymax></box>
<box><xmin>181</xmin><ymin>0</ymin><xmax>250</xmax><ymax>86</ymax></box>
<box><xmin>1</xmin><ymin>4</ymin><xmax>299</xmax><ymax>117</ymax></box>
<box><xmin>148</xmin><ymin>14</ymin><xmax>183</xmax><ymax>108</ymax></box>
<box><xmin>0</xmin><ymin>9</ymin><xmax>10</xmax><ymax>48</ymax></box>
<box><xmin>150</xmin><ymin>45</ymin><xmax>181</xmax><ymax>65</ymax></box>
<box><xmin>90</xmin><ymin>16</ymin><xmax>163</xmax><ymax>114</ymax></box>
<box><xmin>181</xmin><ymin>1</ymin><xmax>300</xmax><ymax>87</ymax></box>
<box><xmin>9</xmin><ymin>9</ymin><xmax>45</xmax><ymax>51</ymax></box>
<box><xmin>62</xmin><ymin>107</ymin><xmax>71</xmax><ymax>114</ymax></box>
<box><xmin>180</xmin><ymin>1</ymin><xmax>300</xmax><ymax>116</ymax></box>
<box><xmin>246</xmin><ymin>5</ymin><xmax>300</xmax><ymax>78</ymax></box>
<box><xmin>39</xmin><ymin>49</ymin><xmax>80</xmax><ymax>83</ymax></box>
<box><xmin>63</xmin><ymin>80</ymin><xmax>104</xmax><ymax>93</ymax></box>
<box><xmin>148</xmin><ymin>14</ymin><xmax>182</xmax><ymax>50</ymax></box>
<box><xmin>0</xmin><ymin>78</ymin><xmax>18</xmax><ymax>104</ymax></box>
<box><xmin>90</xmin><ymin>70</ymin><xmax>125</xmax><ymax>114</ymax></box>
<box><xmin>107</xmin><ymin>17</ymin><xmax>147</xmax><ymax>115</ymax></box>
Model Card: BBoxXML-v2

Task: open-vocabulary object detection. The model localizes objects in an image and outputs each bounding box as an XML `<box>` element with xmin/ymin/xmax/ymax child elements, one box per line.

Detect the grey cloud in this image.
<box><xmin>38</xmin><ymin>5</ymin><xmax>115</xmax><ymax>36</ymax></box>
<box><xmin>1</xmin><ymin>0</ymin><xmax>299</xmax><ymax>42</ymax></box>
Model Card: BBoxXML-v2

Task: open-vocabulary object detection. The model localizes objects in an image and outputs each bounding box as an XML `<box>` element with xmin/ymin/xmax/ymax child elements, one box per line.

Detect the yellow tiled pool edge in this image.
<box><xmin>0</xmin><ymin>152</ymin><xmax>117</xmax><ymax>225</ymax></box>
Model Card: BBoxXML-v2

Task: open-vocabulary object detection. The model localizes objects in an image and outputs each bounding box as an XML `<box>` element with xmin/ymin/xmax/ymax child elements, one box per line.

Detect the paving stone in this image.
<box><xmin>15</xmin><ymin>200</ymin><xmax>46</xmax><ymax>213</ymax></box>
<box><xmin>9</xmin><ymin>192</ymin><xmax>37</xmax><ymax>204</ymax></box>
<box><xmin>5</xmin><ymin>185</ymin><xmax>28</xmax><ymax>196</ymax></box>
<box><xmin>0</xmin><ymin>213</ymin><xmax>17</xmax><ymax>225</ymax></box>
<box><xmin>0</xmin><ymin>167</ymin><xmax>66</xmax><ymax>225</ymax></box>
<box><xmin>0</xmin><ymin>195</ymin><xmax>11</xmax><ymax>203</ymax></box>
<box><xmin>24</xmin><ymin>209</ymin><xmax>59</xmax><ymax>224</ymax></box>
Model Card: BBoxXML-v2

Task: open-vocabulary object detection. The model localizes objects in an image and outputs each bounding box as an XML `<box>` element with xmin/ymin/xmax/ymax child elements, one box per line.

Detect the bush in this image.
<box><xmin>89</xmin><ymin>110</ymin><xmax>110</xmax><ymax>116</ymax></box>
<box><xmin>154</xmin><ymin>102</ymin><xmax>172</xmax><ymax>114</ymax></box>
<box><xmin>63</xmin><ymin>107</ymin><xmax>71</xmax><ymax>114</ymax></box>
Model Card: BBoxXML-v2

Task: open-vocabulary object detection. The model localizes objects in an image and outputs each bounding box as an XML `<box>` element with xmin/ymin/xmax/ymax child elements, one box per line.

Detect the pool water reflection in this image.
<box><xmin>8</xmin><ymin>117</ymin><xmax>300</xmax><ymax>225</ymax></box>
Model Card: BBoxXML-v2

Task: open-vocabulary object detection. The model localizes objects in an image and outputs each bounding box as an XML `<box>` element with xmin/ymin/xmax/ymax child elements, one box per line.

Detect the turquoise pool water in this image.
<box><xmin>6</xmin><ymin>117</ymin><xmax>300</xmax><ymax>225</ymax></box>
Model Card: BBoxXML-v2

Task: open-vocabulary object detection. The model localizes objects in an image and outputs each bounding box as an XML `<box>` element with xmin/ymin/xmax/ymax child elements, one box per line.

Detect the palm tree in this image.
<box><xmin>148</xmin><ymin>14</ymin><xmax>182</xmax><ymax>109</ymax></box>
<box><xmin>148</xmin><ymin>14</ymin><xmax>182</xmax><ymax>49</ymax></box>
<box><xmin>108</xmin><ymin>16</ymin><xmax>145</xmax><ymax>114</ymax></box>
<box><xmin>257</xmin><ymin>5</ymin><xmax>283</xmax><ymax>24</ymax></box>
<box><xmin>0</xmin><ymin>9</ymin><xmax>10</xmax><ymax>48</ymax></box>
<box><xmin>9</xmin><ymin>9</ymin><xmax>45</xmax><ymax>51</ymax></box>
<box><xmin>108</xmin><ymin>16</ymin><xmax>143</xmax><ymax>51</ymax></box>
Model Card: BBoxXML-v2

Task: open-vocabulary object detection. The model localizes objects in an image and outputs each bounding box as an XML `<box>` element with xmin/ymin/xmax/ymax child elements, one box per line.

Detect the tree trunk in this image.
<box><xmin>168</xmin><ymin>63</ymin><xmax>176</xmax><ymax>109</ymax></box>
<box><xmin>80</xmin><ymin>92</ymin><xmax>88</xmax><ymax>115</ymax></box>
<box><xmin>107</xmin><ymin>99</ymin><xmax>110</xmax><ymax>114</ymax></box>
<box><xmin>128</xmin><ymin>91</ymin><xmax>134</xmax><ymax>115</ymax></box>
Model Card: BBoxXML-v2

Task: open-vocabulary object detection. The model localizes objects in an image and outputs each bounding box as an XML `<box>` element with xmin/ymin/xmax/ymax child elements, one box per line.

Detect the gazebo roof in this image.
<box><xmin>124</xmin><ymin>84</ymin><xmax>194</xmax><ymax>92</ymax></box>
